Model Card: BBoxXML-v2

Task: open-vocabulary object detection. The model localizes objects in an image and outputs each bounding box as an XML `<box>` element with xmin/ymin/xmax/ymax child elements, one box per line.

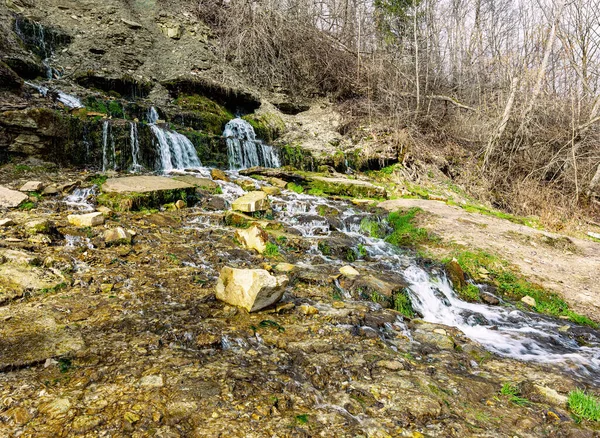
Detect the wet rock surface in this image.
<box><xmin>0</xmin><ymin>168</ymin><xmax>598</xmax><ymax>438</ymax></box>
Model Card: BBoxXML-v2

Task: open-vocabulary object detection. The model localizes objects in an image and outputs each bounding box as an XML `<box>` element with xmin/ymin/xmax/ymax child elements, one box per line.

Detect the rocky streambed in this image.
<box><xmin>0</xmin><ymin>166</ymin><xmax>599</xmax><ymax>437</ymax></box>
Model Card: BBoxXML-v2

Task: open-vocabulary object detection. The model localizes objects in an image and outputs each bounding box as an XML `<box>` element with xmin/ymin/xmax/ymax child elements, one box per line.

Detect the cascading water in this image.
<box><xmin>25</xmin><ymin>82</ymin><xmax>83</xmax><ymax>109</ymax></box>
<box><xmin>129</xmin><ymin>122</ymin><xmax>142</xmax><ymax>172</ymax></box>
<box><xmin>147</xmin><ymin>107</ymin><xmax>202</xmax><ymax>172</ymax></box>
<box><xmin>102</xmin><ymin>120</ymin><xmax>110</xmax><ymax>172</ymax></box>
<box><xmin>223</xmin><ymin>118</ymin><xmax>281</xmax><ymax>170</ymax></box>
<box><xmin>191</xmin><ymin>172</ymin><xmax>600</xmax><ymax>383</ymax></box>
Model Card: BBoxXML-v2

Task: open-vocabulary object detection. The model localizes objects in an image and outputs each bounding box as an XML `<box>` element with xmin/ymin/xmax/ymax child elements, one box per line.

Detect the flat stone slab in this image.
<box><xmin>0</xmin><ymin>307</ymin><xmax>84</xmax><ymax>371</ymax></box>
<box><xmin>0</xmin><ymin>186</ymin><xmax>28</xmax><ymax>208</ymax></box>
<box><xmin>102</xmin><ymin>176</ymin><xmax>194</xmax><ymax>194</ymax></box>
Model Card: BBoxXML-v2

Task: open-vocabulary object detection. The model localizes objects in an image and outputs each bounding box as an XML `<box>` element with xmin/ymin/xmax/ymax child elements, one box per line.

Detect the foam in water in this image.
<box><xmin>223</xmin><ymin>118</ymin><xmax>281</xmax><ymax>170</ymax></box>
<box><xmin>213</xmin><ymin>183</ymin><xmax>600</xmax><ymax>382</ymax></box>
<box><xmin>148</xmin><ymin>107</ymin><xmax>202</xmax><ymax>172</ymax></box>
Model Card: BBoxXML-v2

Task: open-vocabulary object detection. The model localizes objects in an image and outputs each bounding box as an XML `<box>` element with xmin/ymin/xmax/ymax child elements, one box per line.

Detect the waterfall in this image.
<box><xmin>130</xmin><ymin>122</ymin><xmax>142</xmax><ymax>172</ymax></box>
<box><xmin>102</xmin><ymin>120</ymin><xmax>117</xmax><ymax>172</ymax></box>
<box><xmin>223</xmin><ymin>118</ymin><xmax>281</xmax><ymax>170</ymax></box>
<box><xmin>147</xmin><ymin>107</ymin><xmax>202</xmax><ymax>172</ymax></box>
<box><xmin>25</xmin><ymin>82</ymin><xmax>83</xmax><ymax>109</ymax></box>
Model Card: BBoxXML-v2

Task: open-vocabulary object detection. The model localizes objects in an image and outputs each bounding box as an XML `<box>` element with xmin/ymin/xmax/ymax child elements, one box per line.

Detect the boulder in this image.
<box><xmin>339</xmin><ymin>265</ymin><xmax>360</xmax><ymax>277</ymax></box>
<box><xmin>235</xmin><ymin>225</ymin><xmax>269</xmax><ymax>253</ymax></box>
<box><xmin>231</xmin><ymin>191</ymin><xmax>269</xmax><ymax>213</ymax></box>
<box><xmin>0</xmin><ymin>186</ymin><xmax>28</xmax><ymax>208</ymax></box>
<box><xmin>261</xmin><ymin>186</ymin><xmax>281</xmax><ymax>196</ymax></box>
<box><xmin>19</xmin><ymin>181</ymin><xmax>44</xmax><ymax>192</ymax></box>
<box><xmin>211</xmin><ymin>169</ymin><xmax>230</xmax><ymax>182</ymax></box>
<box><xmin>99</xmin><ymin>176</ymin><xmax>196</xmax><ymax>211</ymax></box>
<box><xmin>0</xmin><ymin>218</ymin><xmax>15</xmax><ymax>227</ymax></box>
<box><xmin>521</xmin><ymin>295</ymin><xmax>536</xmax><ymax>307</ymax></box>
<box><xmin>68</xmin><ymin>212</ymin><xmax>105</xmax><ymax>227</ymax></box>
<box><xmin>269</xmin><ymin>177</ymin><xmax>288</xmax><ymax>188</ymax></box>
<box><xmin>175</xmin><ymin>200</ymin><xmax>186</xmax><ymax>209</ymax></box>
<box><xmin>9</xmin><ymin>134</ymin><xmax>44</xmax><ymax>155</ymax></box>
<box><xmin>121</xmin><ymin>18</ymin><xmax>142</xmax><ymax>29</ymax></box>
<box><xmin>104</xmin><ymin>227</ymin><xmax>134</xmax><ymax>245</ymax></box>
<box><xmin>215</xmin><ymin>267</ymin><xmax>288</xmax><ymax>312</ymax></box>
<box><xmin>236</xmin><ymin>179</ymin><xmax>256</xmax><ymax>191</ymax></box>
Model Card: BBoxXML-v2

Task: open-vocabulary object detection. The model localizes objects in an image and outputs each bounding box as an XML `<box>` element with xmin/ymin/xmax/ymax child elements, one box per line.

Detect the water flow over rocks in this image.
<box><xmin>224</xmin><ymin>118</ymin><xmax>281</xmax><ymax>170</ymax></box>
<box><xmin>147</xmin><ymin>107</ymin><xmax>202</xmax><ymax>172</ymax></box>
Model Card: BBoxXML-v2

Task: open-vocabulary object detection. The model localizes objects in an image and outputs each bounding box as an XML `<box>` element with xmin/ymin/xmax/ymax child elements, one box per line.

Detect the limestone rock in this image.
<box><xmin>39</xmin><ymin>398</ymin><xmax>71</xmax><ymax>418</ymax></box>
<box><xmin>139</xmin><ymin>375</ymin><xmax>164</xmax><ymax>387</ymax></box>
<box><xmin>19</xmin><ymin>181</ymin><xmax>44</xmax><ymax>192</ymax></box>
<box><xmin>0</xmin><ymin>186</ymin><xmax>28</xmax><ymax>208</ymax></box>
<box><xmin>172</xmin><ymin>175</ymin><xmax>218</xmax><ymax>190</ymax></box>
<box><xmin>299</xmin><ymin>304</ymin><xmax>319</xmax><ymax>315</ymax></box>
<box><xmin>215</xmin><ymin>267</ymin><xmax>288</xmax><ymax>312</ymax></box>
<box><xmin>0</xmin><ymin>218</ymin><xmax>15</xmax><ymax>227</ymax></box>
<box><xmin>236</xmin><ymin>179</ymin><xmax>256</xmax><ymax>191</ymax></box>
<box><xmin>68</xmin><ymin>212</ymin><xmax>105</xmax><ymax>227</ymax></box>
<box><xmin>235</xmin><ymin>225</ymin><xmax>269</xmax><ymax>253</ymax></box>
<box><xmin>340</xmin><ymin>265</ymin><xmax>360</xmax><ymax>277</ymax></box>
<box><xmin>274</xmin><ymin>263</ymin><xmax>295</xmax><ymax>273</ymax></box>
<box><xmin>211</xmin><ymin>168</ymin><xmax>230</xmax><ymax>182</ymax></box>
<box><xmin>261</xmin><ymin>186</ymin><xmax>281</xmax><ymax>196</ymax></box>
<box><xmin>175</xmin><ymin>200</ymin><xmax>186</xmax><ymax>209</ymax></box>
<box><xmin>42</xmin><ymin>185</ymin><xmax>59</xmax><ymax>195</ymax></box>
<box><xmin>9</xmin><ymin>134</ymin><xmax>44</xmax><ymax>155</ymax></box>
<box><xmin>269</xmin><ymin>177</ymin><xmax>288</xmax><ymax>188</ymax></box>
<box><xmin>446</xmin><ymin>260</ymin><xmax>466</xmax><ymax>290</ymax></box>
<box><xmin>104</xmin><ymin>227</ymin><xmax>134</xmax><ymax>245</ymax></box>
<box><xmin>521</xmin><ymin>295</ymin><xmax>536</xmax><ymax>307</ymax></box>
<box><xmin>232</xmin><ymin>191</ymin><xmax>269</xmax><ymax>213</ymax></box>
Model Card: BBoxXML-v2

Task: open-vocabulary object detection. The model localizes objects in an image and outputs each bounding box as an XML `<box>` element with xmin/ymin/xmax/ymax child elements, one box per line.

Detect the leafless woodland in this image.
<box><xmin>196</xmin><ymin>0</ymin><xmax>600</xmax><ymax>222</ymax></box>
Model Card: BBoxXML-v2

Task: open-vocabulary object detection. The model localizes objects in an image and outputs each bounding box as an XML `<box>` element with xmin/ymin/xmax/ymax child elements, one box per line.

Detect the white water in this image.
<box><xmin>25</xmin><ymin>81</ymin><xmax>83</xmax><ymax>109</ymax></box>
<box><xmin>130</xmin><ymin>122</ymin><xmax>142</xmax><ymax>172</ymax></box>
<box><xmin>147</xmin><ymin>107</ymin><xmax>202</xmax><ymax>172</ymax></box>
<box><xmin>63</xmin><ymin>186</ymin><xmax>97</xmax><ymax>211</ymax></box>
<box><xmin>223</xmin><ymin>118</ymin><xmax>281</xmax><ymax>170</ymax></box>
<box><xmin>201</xmin><ymin>174</ymin><xmax>600</xmax><ymax>382</ymax></box>
<box><xmin>102</xmin><ymin>121</ymin><xmax>110</xmax><ymax>172</ymax></box>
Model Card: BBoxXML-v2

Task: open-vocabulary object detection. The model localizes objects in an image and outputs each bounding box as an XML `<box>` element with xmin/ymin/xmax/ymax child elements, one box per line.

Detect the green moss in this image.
<box><xmin>19</xmin><ymin>201</ymin><xmax>35</xmax><ymax>211</ymax></box>
<box><xmin>317</xmin><ymin>241</ymin><xmax>331</xmax><ymax>256</ymax></box>
<box><xmin>568</xmin><ymin>390</ymin><xmax>600</xmax><ymax>422</ymax></box>
<box><xmin>281</xmin><ymin>144</ymin><xmax>313</xmax><ymax>170</ymax></box>
<box><xmin>306</xmin><ymin>179</ymin><xmax>385</xmax><ymax>199</ymax></box>
<box><xmin>242</xmin><ymin>113</ymin><xmax>285</xmax><ymax>143</ymax></box>
<box><xmin>287</xmin><ymin>182</ymin><xmax>304</xmax><ymax>194</ymax></box>
<box><xmin>174</xmin><ymin>94</ymin><xmax>234</xmax><ymax>135</ymax></box>
<box><xmin>458</xmin><ymin>284</ymin><xmax>481</xmax><ymax>302</ymax></box>
<box><xmin>182</xmin><ymin>130</ymin><xmax>228</xmax><ymax>168</ymax></box>
<box><xmin>107</xmin><ymin>100</ymin><xmax>124</xmax><ymax>118</ymax></box>
<box><xmin>84</xmin><ymin>96</ymin><xmax>108</xmax><ymax>114</ymax></box>
<box><xmin>90</xmin><ymin>175</ymin><xmax>108</xmax><ymax>187</ymax></box>
<box><xmin>360</xmin><ymin>217</ymin><xmax>385</xmax><ymax>238</ymax></box>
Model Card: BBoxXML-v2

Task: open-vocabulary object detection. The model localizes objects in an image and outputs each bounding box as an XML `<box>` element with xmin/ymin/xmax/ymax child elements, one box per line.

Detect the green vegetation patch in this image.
<box><xmin>568</xmin><ymin>390</ymin><xmax>600</xmax><ymax>422</ymax></box>
<box><xmin>393</xmin><ymin>288</ymin><xmax>415</xmax><ymax>318</ymax></box>
<box><xmin>385</xmin><ymin>208</ymin><xmax>439</xmax><ymax>247</ymax></box>
<box><xmin>286</xmin><ymin>182</ymin><xmax>304</xmax><ymax>194</ymax></box>
<box><xmin>447</xmin><ymin>250</ymin><xmax>597</xmax><ymax>327</ymax></box>
<box><xmin>500</xmin><ymin>383</ymin><xmax>530</xmax><ymax>406</ymax></box>
<box><xmin>264</xmin><ymin>242</ymin><xmax>280</xmax><ymax>258</ymax></box>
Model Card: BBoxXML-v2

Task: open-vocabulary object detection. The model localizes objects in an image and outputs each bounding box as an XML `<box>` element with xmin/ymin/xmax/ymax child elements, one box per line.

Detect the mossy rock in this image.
<box><xmin>172</xmin><ymin>94</ymin><xmax>234</xmax><ymax>135</ymax></box>
<box><xmin>242</xmin><ymin>113</ymin><xmax>285</xmax><ymax>143</ymax></box>
<box><xmin>280</xmin><ymin>144</ymin><xmax>315</xmax><ymax>170</ymax></box>
<box><xmin>307</xmin><ymin>176</ymin><xmax>387</xmax><ymax>199</ymax></box>
<box><xmin>98</xmin><ymin>176</ymin><xmax>197</xmax><ymax>211</ymax></box>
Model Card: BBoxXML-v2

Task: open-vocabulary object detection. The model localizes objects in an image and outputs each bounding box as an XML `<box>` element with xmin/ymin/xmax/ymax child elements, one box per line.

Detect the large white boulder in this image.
<box><xmin>215</xmin><ymin>267</ymin><xmax>288</xmax><ymax>312</ymax></box>
<box><xmin>0</xmin><ymin>186</ymin><xmax>28</xmax><ymax>208</ymax></box>
<box><xmin>235</xmin><ymin>225</ymin><xmax>269</xmax><ymax>253</ymax></box>
<box><xmin>231</xmin><ymin>191</ymin><xmax>269</xmax><ymax>213</ymax></box>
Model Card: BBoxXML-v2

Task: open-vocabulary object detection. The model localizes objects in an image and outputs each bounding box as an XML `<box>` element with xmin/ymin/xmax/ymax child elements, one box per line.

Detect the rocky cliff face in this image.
<box><xmin>0</xmin><ymin>0</ymin><xmax>303</xmax><ymax>171</ymax></box>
